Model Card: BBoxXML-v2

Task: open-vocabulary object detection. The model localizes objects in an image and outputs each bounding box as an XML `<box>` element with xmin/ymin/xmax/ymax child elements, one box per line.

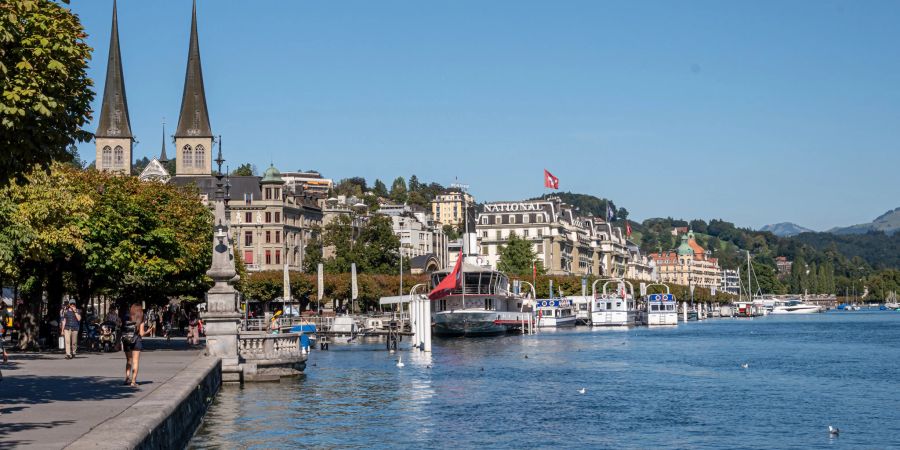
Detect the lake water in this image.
<box><xmin>189</xmin><ymin>312</ymin><xmax>900</xmax><ymax>449</ymax></box>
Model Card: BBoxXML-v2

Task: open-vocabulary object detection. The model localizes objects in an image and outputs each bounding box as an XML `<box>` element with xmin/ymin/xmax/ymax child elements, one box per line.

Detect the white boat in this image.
<box><xmin>431</xmin><ymin>264</ymin><xmax>533</xmax><ymax>336</ymax></box>
<box><xmin>534</xmin><ymin>298</ymin><xmax>576</xmax><ymax>328</ymax></box>
<box><xmin>590</xmin><ymin>279</ymin><xmax>637</xmax><ymax>327</ymax></box>
<box><xmin>644</xmin><ymin>292</ymin><xmax>678</xmax><ymax>326</ymax></box>
<box><xmin>569</xmin><ymin>295</ymin><xmax>593</xmax><ymax>325</ymax></box>
<box><xmin>770</xmin><ymin>299</ymin><xmax>823</xmax><ymax>314</ymax></box>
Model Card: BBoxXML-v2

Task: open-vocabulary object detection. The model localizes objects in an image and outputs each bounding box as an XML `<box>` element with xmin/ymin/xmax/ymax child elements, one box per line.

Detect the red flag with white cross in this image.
<box><xmin>544</xmin><ymin>169</ymin><xmax>559</xmax><ymax>189</ymax></box>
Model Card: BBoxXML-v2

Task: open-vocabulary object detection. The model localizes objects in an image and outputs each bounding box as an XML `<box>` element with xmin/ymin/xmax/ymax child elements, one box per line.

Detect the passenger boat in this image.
<box><xmin>770</xmin><ymin>299</ymin><xmax>823</xmax><ymax>314</ymax></box>
<box><xmin>534</xmin><ymin>298</ymin><xmax>576</xmax><ymax>328</ymax></box>
<box><xmin>643</xmin><ymin>290</ymin><xmax>678</xmax><ymax>327</ymax></box>
<box><xmin>590</xmin><ymin>279</ymin><xmax>638</xmax><ymax>327</ymax></box>
<box><xmin>568</xmin><ymin>296</ymin><xmax>593</xmax><ymax>325</ymax></box>
<box><xmin>431</xmin><ymin>264</ymin><xmax>533</xmax><ymax>336</ymax></box>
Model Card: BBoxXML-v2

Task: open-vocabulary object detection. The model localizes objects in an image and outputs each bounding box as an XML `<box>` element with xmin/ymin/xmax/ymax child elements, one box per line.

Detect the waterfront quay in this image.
<box><xmin>1</xmin><ymin>338</ymin><xmax>219</xmax><ymax>449</ymax></box>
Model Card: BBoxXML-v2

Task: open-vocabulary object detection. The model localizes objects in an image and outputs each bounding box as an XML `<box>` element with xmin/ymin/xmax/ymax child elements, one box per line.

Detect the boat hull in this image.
<box><xmin>646</xmin><ymin>312</ymin><xmax>678</xmax><ymax>326</ymax></box>
<box><xmin>591</xmin><ymin>310</ymin><xmax>637</xmax><ymax>327</ymax></box>
<box><xmin>535</xmin><ymin>316</ymin><xmax>577</xmax><ymax>328</ymax></box>
<box><xmin>433</xmin><ymin>310</ymin><xmax>530</xmax><ymax>336</ymax></box>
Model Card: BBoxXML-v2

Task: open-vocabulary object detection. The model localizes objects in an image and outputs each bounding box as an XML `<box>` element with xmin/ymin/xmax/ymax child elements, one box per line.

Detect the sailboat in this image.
<box><xmin>886</xmin><ymin>291</ymin><xmax>899</xmax><ymax>310</ymax></box>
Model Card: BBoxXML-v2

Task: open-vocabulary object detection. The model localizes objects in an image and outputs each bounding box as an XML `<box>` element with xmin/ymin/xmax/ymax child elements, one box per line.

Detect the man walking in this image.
<box><xmin>61</xmin><ymin>300</ymin><xmax>81</xmax><ymax>359</ymax></box>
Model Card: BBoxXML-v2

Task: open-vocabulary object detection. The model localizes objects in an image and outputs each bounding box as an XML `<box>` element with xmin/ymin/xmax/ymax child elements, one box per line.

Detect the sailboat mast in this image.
<box><xmin>747</xmin><ymin>251</ymin><xmax>752</xmax><ymax>302</ymax></box>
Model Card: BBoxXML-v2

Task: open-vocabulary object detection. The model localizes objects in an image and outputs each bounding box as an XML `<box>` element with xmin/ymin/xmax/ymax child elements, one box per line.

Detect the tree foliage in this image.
<box><xmin>231</xmin><ymin>163</ymin><xmax>255</xmax><ymax>176</ymax></box>
<box><xmin>0</xmin><ymin>0</ymin><xmax>95</xmax><ymax>185</ymax></box>
<box><xmin>496</xmin><ymin>232</ymin><xmax>543</xmax><ymax>276</ymax></box>
<box><xmin>389</xmin><ymin>176</ymin><xmax>407</xmax><ymax>203</ymax></box>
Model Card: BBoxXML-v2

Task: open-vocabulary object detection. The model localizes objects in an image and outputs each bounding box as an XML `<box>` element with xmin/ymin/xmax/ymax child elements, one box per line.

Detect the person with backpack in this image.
<box><xmin>61</xmin><ymin>300</ymin><xmax>81</xmax><ymax>359</ymax></box>
<box><xmin>122</xmin><ymin>304</ymin><xmax>149</xmax><ymax>388</ymax></box>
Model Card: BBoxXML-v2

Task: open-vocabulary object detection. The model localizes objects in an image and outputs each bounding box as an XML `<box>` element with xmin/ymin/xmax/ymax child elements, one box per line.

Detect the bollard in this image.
<box><xmin>423</xmin><ymin>297</ymin><xmax>432</xmax><ymax>352</ymax></box>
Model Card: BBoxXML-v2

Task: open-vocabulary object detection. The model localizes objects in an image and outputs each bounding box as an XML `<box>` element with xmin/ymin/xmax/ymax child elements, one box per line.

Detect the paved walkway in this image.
<box><xmin>0</xmin><ymin>337</ymin><xmax>203</xmax><ymax>449</ymax></box>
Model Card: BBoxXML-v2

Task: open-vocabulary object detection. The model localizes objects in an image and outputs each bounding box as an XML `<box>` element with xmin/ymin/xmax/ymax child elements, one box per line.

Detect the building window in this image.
<box><xmin>243</xmin><ymin>250</ymin><xmax>254</xmax><ymax>265</ymax></box>
<box><xmin>113</xmin><ymin>146</ymin><xmax>124</xmax><ymax>167</ymax></box>
<box><xmin>536</xmin><ymin>215</ymin><xmax>544</xmax><ymax>223</ymax></box>
<box><xmin>481</xmin><ymin>216</ymin><xmax>488</xmax><ymax>225</ymax></box>
<box><xmin>537</xmin><ymin>244</ymin><xmax>543</xmax><ymax>253</ymax></box>
<box><xmin>275</xmin><ymin>188</ymin><xmax>280</xmax><ymax>198</ymax></box>
<box><xmin>265</xmin><ymin>250</ymin><xmax>271</xmax><ymax>265</ymax></box>
<box><xmin>101</xmin><ymin>146</ymin><xmax>112</xmax><ymax>167</ymax></box>
<box><xmin>537</xmin><ymin>229</ymin><xmax>544</xmax><ymax>237</ymax></box>
<box><xmin>523</xmin><ymin>214</ymin><xmax>530</xmax><ymax>224</ymax></box>
<box><xmin>245</xmin><ymin>212</ymin><xmax>252</xmax><ymax>223</ymax></box>
<box><xmin>275</xmin><ymin>230</ymin><xmax>281</xmax><ymax>244</ymax></box>
<box><xmin>182</xmin><ymin>145</ymin><xmax>193</xmax><ymax>168</ymax></box>
<box><xmin>265</xmin><ymin>212</ymin><xmax>272</xmax><ymax>223</ymax></box>
<box><xmin>195</xmin><ymin>144</ymin><xmax>205</xmax><ymax>169</ymax></box>
<box><xmin>275</xmin><ymin>250</ymin><xmax>281</xmax><ymax>265</ymax></box>
<box><xmin>275</xmin><ymin>212</ymin><xmax>281</xmax><ymax>223</ymax></box>
<box><xmin>244</xmin><ymin>231</ymin><xmax>253</xmax><ymax>246</ymax></box>
<box><xmin>523</xmin><ymin>229</ymin><xmax>530</xmax><ymax>237</ymax></box>
<box><xmin>265</xmin><ymin>188</ymin><xmax>272</xmax><ymax>200</ymax></box>
<box><xmin>509</xmin><ymin>215</ymin><xmax>516</xmax><ymax>224</ymax></box>
<box><xmin>265</xmin><ymin>231</ymin><xmax>271</xmax><ymax>243</ymax></box>
<box><xmin>482</xmin><ymin>231</ymin><xmax>488</xmax><ymax>238</ymax></box>
<box><xmin>496</xmin><ymin>230</ymin><xmax>502</xmax><ymax>240</ymax></box>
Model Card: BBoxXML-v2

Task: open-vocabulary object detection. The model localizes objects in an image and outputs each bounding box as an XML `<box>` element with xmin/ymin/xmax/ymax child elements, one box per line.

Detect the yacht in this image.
<box><xmin>590</xmin><ymin>279</ymin><xmax>638</xmax><ymax>327</ymax></box>
<box><xmin>644</xmin><ymin>291</ymin><xmax>678</xmax><ymax>327</ymax></box>
<box><xmin>534</xmin><ymin>298</ymin><xmax>576</xmax><ymax>328</ymax></box>
<box><xmin>770</xmin><ymin>299</ymin><xmax>823</xmax><ymax>314</ymax></box>
<box><xmin>431</xmin><ymin>264</ymin><xmax>533</xmax><ymax>336</ymax></box>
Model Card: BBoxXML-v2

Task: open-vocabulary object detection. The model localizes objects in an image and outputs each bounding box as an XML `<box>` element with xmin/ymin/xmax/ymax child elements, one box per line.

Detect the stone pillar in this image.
<box><xmin>202</xmin><ymin>147</ymin><xmax>243</xmax><ymax>371</ymax></box>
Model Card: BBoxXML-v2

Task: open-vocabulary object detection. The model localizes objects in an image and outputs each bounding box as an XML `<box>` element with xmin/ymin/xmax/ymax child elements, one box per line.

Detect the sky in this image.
<box><xmin>69</xmin><ymin>0</ymin><xmax>900</xmax><ymax>231</ymax></box>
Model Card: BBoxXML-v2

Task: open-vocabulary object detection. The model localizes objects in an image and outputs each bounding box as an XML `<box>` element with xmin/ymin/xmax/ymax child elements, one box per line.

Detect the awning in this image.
<box><xmin>378</xmin><ymin>295</ymin><xmax>427</xmax><ymax>306</ymax></box>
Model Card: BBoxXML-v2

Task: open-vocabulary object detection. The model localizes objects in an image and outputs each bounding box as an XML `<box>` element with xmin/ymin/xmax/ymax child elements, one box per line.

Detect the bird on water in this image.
<box><xmin>741</xmin><ymin>363</ymin><xmax>749</xmax><ymax>369</ymax></box>
<box><xmin>578</xmin><ymin>388</ymin><xmax>586</xmax><ymax>394</ymax></box>
<box><xmin>396</xmin><ymin>357</ymin><xmax>405</xmax><ymax>368</ymax></box>
<box><xmin>829</xmin><ymin>426</ymin><xmax>840</xmax><ymax>436</ymax></box>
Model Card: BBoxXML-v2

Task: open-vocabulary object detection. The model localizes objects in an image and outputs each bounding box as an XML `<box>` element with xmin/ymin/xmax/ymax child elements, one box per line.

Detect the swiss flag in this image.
<box><xmin>626</xmin><ymin>220</ymin><xmax>632</xmax><ymax>237</ymax></box>
<box><xmin>428</xmin><ymin>251</ymin><xmax>464</xmax><ymax>300</ymax></box>
<box><xmin>544</xmin><ymin>169</ymin><xmax>559</xmax><ymax>189</ymax></box>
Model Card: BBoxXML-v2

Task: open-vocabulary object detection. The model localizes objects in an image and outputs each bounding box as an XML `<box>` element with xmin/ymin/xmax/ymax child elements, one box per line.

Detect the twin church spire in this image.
<box><xmin>95</xmin><ymin>0</ymin><xmax>212</xmax><ymax>177</ymax></box>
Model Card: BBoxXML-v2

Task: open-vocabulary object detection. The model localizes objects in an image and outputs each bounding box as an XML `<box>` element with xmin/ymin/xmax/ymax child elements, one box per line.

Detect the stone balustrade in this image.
<box><xmin>238</xmin><ymin>332</ymin><xmax>302</xmax><ymax>361</ymax></box>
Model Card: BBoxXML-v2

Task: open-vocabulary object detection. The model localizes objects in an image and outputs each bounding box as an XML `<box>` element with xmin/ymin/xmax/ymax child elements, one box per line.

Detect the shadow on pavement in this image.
<box><xmin>1</xmin><ymin>375</ymin><xmax>135</xmax><ymax>405</ymax></box>
<box><xmin>0</xmin><ymin>419</ymin><xmax>75</xmax><ymax>448</ymax></box>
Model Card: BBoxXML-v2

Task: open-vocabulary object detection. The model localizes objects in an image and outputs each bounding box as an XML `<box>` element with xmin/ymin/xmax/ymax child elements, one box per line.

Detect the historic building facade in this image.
<box><xmin>474</xmin><ymin>198</ymin><xmax>654</xmax><ymax>280</ymax></box>
<box><xmin>431</xmin><ymin>191</ymin><xmax>475</xmax><ymax>228</ymax></box>
<box><xmin>649</xmin><ymin>231</ymin><xmax>722</xmax><ymax>291</ymax></box>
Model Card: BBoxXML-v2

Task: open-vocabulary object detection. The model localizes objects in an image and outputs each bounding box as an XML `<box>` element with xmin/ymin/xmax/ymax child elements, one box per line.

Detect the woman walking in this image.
<box><xmin>187</xmin><ymin>312</ymin><xmax>200</xmax><ymax>346</ymax></box>
<box><xmin>122</xmin><ymin>304</ymin><xmax>148</xmax><ymax>387</ymax></box>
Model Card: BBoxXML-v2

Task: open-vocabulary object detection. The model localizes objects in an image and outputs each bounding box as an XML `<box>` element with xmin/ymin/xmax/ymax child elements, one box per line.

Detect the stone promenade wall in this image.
<box><xmin>67</xmin><ymin>356</ymin><xmax>221</xmax><ymax>450</ymax></box>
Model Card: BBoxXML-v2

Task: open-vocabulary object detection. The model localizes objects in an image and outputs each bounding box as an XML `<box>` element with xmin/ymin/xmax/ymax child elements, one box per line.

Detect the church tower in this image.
<box><xmin>175</xmin><ymin>0</ymin><xmax>213</xmax><ymax>176</ymax></box>
<box><xmin>95</xmin><ymin>0</ymin><xmax>133</xmax><ymax>174</ymax></box>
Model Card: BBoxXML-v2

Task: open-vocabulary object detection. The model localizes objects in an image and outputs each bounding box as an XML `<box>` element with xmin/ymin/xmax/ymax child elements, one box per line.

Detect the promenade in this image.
<box><xmin>1</xmin><ymin>337</ymin><xmax>205</xmax><ymax>449</ymax></box>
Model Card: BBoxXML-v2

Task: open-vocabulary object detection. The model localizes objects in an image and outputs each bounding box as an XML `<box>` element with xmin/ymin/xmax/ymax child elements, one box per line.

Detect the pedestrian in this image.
<box><xmin>0</xmin><ymin>319</ymin><xmax>8</xmax><ymax>383</ymax></box>
<box><xmin>121</xmin><ymin>304</ymin><xmax>148</xmax><ymax>388</ymax></box>
<box><xmin>146</xmin><ymin>307</ymin><xmax>157</xmax><ymax>337</ymax></box>
<box><xmin>187</xmin><ymin>312</ymin><xmax>200</xmax><ymax>346</ymax></box>
<box><xmin>61</xmin><ymin>300</ymin><xmax>81</xmax><ymax>359</ymax></box>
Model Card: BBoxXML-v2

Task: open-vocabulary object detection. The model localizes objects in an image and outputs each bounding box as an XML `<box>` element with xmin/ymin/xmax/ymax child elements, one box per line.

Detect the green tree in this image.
<box><xmin>389</xmin><ymin>176</ymin><xmax>408</xmax><ymax>203</ymax></box>
<box><xmin>443</xmin><ymin>224</ymin><xmax>459</xmax><ymax>241</ymax></box>
<box><xmin>496</xmin><ymin>232</ymin><xmax>542</xmax><ymax>276</ymax></box>
<box><xmin>372</xmin><ymin>179</ymin><xmax>388</xmax><ymax>197</ymax></box>
<box><xmin>302</xmin><ymin>230</ymin><xmax>323</xmax><ymax>273</ymax></box>
<box><xmin>409</xmin><ymin>174</ymin><xmax>421</xmax><ymax>193</ymax></box>
<box><xmin>356</xmin><ymin>215</ymin><xmax>400</xmax><ymax>274</ymax></box>
<box><xmin>0</xmin><ymin>0</ymin><xmax>95</xmax><ymax>185</ymax></box>
<box><xmin>231</xmin><ymin>163</ymin><xmax>255</xmax><ymax>176</ymax></box>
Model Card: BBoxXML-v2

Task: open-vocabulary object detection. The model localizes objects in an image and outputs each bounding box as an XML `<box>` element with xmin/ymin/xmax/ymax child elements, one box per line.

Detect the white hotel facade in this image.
<box><xmin>474</xmin><ymin>198</ymin><xmax>655</xmax><ymax>280</ymax></box>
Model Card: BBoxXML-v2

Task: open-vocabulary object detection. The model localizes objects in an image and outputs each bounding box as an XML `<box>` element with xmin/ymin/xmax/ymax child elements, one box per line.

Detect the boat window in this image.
<box><xmin>606</xmin><ymin>302</ymin><xmax>612</xmax><ymax>309</ymax></box>
<box><xmin>616</xmin><ymin>302</ymin><xmax>621</xmax><ymax>308</ymax></box>
<box><xmin>485</xmin><ymin>298</ymin><xmax>494</xmax><ymax>310</ymax></box>
<box><xmin>651</xmin><ymin>305</ymin><xmax>659</xmax><ymax>311</ymax></box>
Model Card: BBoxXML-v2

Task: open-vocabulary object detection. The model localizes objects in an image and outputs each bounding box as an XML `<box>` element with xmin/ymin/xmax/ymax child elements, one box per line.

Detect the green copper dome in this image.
<box><xmin>676</xmin><ymin>233</ymin><xmax>693</xmax><ymax>256</ymax></box>
<box><xmin>260</xmin><ymin>164</ymin><xmax>284</xmax><ymax>184</ymax></box>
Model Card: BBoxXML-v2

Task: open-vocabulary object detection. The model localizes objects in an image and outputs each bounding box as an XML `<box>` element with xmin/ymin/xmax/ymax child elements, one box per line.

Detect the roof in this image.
<box><xmin>95</xmin><ymin>0</ymin><xmax>132</xmax><ymax>139</ymax></box>
<box><xmin>159</xmin><ymin>124</ymin><xmax>168</xmax><ymax>162</ymax></box>
<box><xmin>260</xmin><ymin>165</ymin><xmax>285</xmax><ymax>184</ymax></box>
<box><xmin>174</xmin><ymin>0</ymin><xmax>212</xmax><ymax>138</ymax></box>
<box><xmin>408</xmin><ymin>253</ymin><xmax>438</xmax><ymax>269</ymax></box>
<box><xmin>170</xmin><ymin>175</ymin><xmax>261</xmax><ymax>200</ymax></box>
<box><xmin>676</xmin><ymin>234</ymin><xmax>694</xmax><ymax>256</ymax></box>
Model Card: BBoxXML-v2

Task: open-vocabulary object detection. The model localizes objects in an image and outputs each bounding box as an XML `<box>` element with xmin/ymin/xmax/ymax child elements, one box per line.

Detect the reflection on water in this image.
<box><xmin>190</xmin><ymin>312</ymin><xmax>900</xmax><ymax>449</ymax></box>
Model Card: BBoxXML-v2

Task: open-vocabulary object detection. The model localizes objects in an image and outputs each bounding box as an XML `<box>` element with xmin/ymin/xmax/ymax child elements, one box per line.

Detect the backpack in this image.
<box><xmin>121</xmin><ymin>321</ymin><xmax>137</xmax><ymax>345</ymax></box>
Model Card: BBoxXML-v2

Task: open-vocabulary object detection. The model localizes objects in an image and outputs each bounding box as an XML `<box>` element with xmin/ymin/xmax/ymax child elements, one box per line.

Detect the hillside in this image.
<box><xmin>760</xmin><ymin>222</ymin><xmax>814</xmax><ymax>237</ymax></box>
<box><xmin>828</xmin><ymin>207</ymin><xmax>900</xmax><ymax>235</ymax></box>
<box><xmin>791</xmin><ymin>230</ymin><xmax>900</xmax><ymax>270</ymax></box>
<box><xmin>529</xmin><ymin>192</ymin><xmax>620</xmax><ymax>219</ymax></box>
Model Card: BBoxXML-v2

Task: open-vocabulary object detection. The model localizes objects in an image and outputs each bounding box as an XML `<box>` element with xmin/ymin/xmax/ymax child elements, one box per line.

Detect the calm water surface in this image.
<box><xmin>190</xmin><ymin>312</ymin><xmax>900</xmax><ymax>449</ymax></box>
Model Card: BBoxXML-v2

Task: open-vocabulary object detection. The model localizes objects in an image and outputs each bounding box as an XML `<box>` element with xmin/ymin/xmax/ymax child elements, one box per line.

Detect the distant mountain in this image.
<box><xmin>760</xmin><ymin>222</ymin><xmax>814</xmax><ymax>237</ymax></box>
<box><xmin>828</xmin><ymin>207</ymin><xmax>900</xmax><ymax>235</ymax></box>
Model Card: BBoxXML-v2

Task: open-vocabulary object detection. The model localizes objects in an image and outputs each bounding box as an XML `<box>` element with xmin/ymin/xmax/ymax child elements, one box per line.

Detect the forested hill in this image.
<box><xmin>791</xmin><ymin>231</ymin><xmax>900</xmax><ymax>270</ymax></box>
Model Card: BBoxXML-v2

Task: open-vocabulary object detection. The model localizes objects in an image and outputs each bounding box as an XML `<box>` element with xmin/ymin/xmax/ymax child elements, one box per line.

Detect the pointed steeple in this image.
<box><xmin>96</xmin><ymin>0</ymin><xmax>132</xmax><ymax>139</ymax></box>
<box><xmin>175</xmin><ymin>0</ymin><xmax>212</xmax><ymax>138</ymax></box>
<box><xmin>159</xmin><ymin>122</ymin><xmax>168</xmax><ymax>163</ymax></box>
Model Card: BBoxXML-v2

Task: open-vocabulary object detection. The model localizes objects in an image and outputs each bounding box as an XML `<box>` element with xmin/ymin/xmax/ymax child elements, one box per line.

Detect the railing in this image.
<box><xmin>238</xmin><ymin>333</ymin><xmax>302</xmax><ymax>361</ymax></box>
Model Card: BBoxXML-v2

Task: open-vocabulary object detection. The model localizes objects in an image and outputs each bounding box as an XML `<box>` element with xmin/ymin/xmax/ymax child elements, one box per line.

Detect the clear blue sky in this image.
<box><xmin>70</xmin><ymin>0</ymin><xmax>900</xmax><ymax>231</ymax></box>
